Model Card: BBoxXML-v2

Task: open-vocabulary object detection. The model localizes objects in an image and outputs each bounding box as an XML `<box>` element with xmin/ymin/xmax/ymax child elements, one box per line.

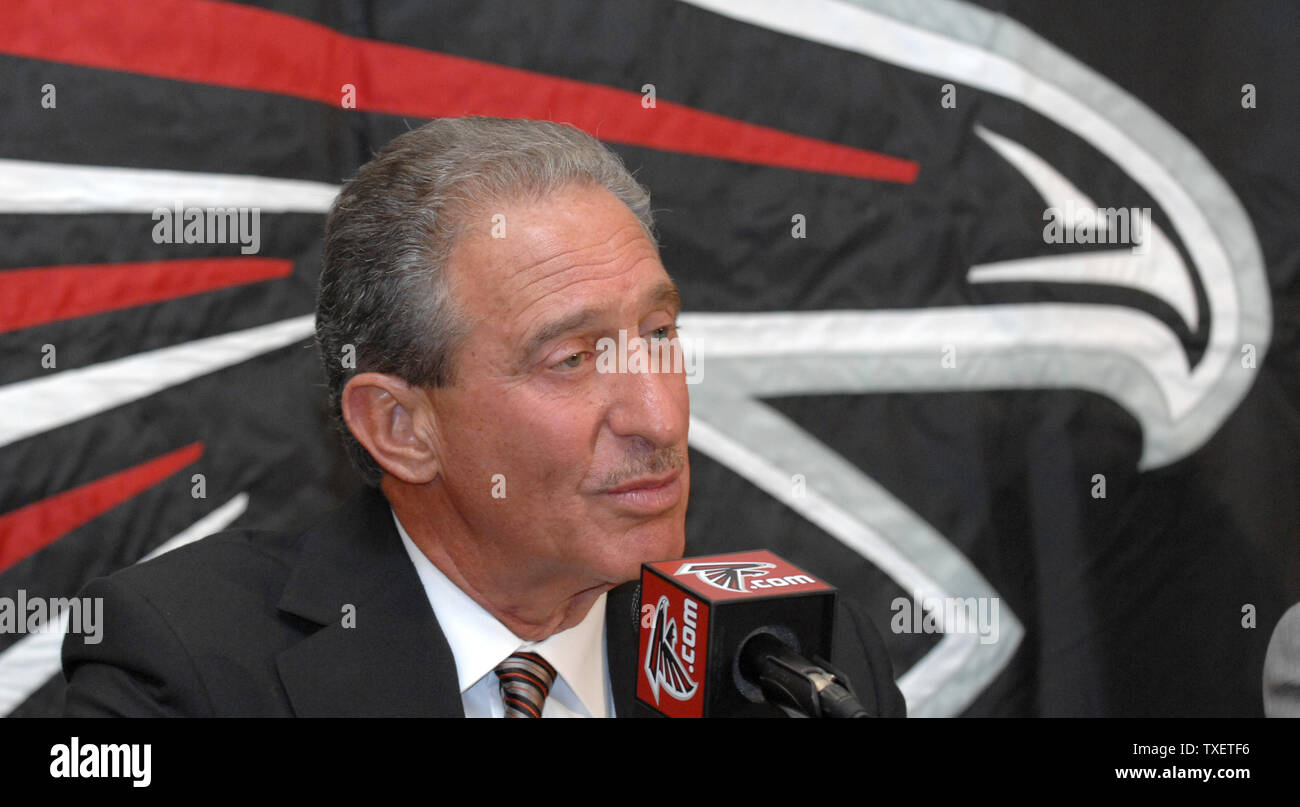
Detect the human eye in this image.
<box><xmin>551</xmin><ymin>351</ymin><xmax>588</xmax><ymax>370</ymax></box>
<box><xmin>649</xmin><ymin>321</ymin><xmax>679</xmax><ymax>341</ymax></box>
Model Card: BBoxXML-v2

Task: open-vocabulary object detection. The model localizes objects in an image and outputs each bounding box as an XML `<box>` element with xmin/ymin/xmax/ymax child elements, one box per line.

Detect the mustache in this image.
<box><xmin>598</xmin><ymin>446</ymin><xmax>686</xmax><ymax>491</ymax></box>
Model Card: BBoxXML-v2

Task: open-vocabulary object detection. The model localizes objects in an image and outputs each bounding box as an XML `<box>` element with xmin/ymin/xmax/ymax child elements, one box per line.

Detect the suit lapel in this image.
<box><xmin>274</xmin><ymin>487</ymin><xmax>463</xmax><ymax>717</ymax></box>
<box><xmin>605</xmin><ymin>581</ymin><xmax>641</xmax><ymax>718</ymax></box>
<box><xmin>272</xmin><ymin>486</ymin><xmax>649</xmax><ymax>717</ymax></box>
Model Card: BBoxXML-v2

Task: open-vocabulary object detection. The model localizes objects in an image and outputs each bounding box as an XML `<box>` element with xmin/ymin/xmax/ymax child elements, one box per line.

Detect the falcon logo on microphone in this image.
<box><xmin>674</xmin><ymin>560</ymin><xmax>775</xmax><ymax>593</ymax></box>
<box><xmin>643</xmin><ymin>595</ymin><xmax>699</xmax><ymax>705</ymax></box>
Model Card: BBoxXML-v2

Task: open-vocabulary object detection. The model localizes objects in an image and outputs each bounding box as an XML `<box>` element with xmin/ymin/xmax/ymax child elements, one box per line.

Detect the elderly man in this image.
<box><xmin>63</xmin><ymin>117</ymin><xmax>904</xmax><ymax>717</ymax></box>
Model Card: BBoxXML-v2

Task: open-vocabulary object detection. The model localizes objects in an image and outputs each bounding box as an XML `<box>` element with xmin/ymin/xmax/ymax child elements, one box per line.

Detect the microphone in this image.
<box><xmin>635</xmin><ymin>550</ymin><xmax>871</xmax><ymax>717</ymax></box>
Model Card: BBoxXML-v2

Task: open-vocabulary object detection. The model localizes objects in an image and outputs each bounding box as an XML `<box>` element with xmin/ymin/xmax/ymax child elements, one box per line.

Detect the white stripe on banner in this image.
<box><xmin>0</xmin><ymin>314</ymin><xmax>316</xmax><ymax>449</ymax></box>
<box><xmin>0</xmin><ymin>158</ymin><xmax>339</xmax><ymax>213</ymax></box>
<box><xmin>0</xmin><ymin>493</ymin><xmax>250</xmax><ymax>716</ymax></box>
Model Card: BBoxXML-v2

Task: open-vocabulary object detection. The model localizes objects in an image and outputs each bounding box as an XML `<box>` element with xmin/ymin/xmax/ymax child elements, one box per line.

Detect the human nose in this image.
<box><xmin>603</xmin><ymin>355</ymin><xmax>689</xmax><ymax>449</ymax></box>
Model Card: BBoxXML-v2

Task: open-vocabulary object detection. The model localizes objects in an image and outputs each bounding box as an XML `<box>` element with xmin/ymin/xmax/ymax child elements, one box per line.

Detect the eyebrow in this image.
<box><xmin>516</xmin><ymin>279</ymin><xmax>682</xmax><ymax>367</ymax></box>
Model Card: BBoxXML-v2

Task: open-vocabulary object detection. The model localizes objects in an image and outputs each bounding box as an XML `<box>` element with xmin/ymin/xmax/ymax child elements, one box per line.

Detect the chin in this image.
<box><xmin>605</xmin><ymin>523</ymin><xmax>685</xmax><ymax>584</ymax></box>
<box><xmin>637</xmin><ymin>521</ymin><xmax>687</xmax><ymax>568</ymax></box>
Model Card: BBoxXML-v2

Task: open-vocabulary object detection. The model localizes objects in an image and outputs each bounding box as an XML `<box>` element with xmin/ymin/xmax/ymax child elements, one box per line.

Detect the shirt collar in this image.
<box><xmin>391</xmin><ymin>509</ymin><xmax>609</xmax><ymax>717</ymax></box>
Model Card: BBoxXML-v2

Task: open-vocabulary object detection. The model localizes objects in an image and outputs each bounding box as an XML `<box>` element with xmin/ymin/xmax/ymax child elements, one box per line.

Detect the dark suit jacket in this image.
<box><xmin>63</xmin><ymin>486</ymin><xmax>905</xmax><ymax>717</ymax></box>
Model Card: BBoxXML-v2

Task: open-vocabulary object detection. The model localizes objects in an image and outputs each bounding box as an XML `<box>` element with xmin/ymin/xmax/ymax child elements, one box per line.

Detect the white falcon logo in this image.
<box><xmin>674</xmin><ymin>561</ymin><xmax>776</xmax><ymax>593</ymax></box>
<box><xmin>643</xmin><ymin>596</ymin><xmax>699</xmax><ymax>705</ymax></box>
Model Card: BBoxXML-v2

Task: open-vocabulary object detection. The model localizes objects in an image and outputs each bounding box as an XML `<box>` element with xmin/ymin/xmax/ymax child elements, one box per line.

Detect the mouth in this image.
<box><xmin>599</xmin><ymin>468</ymin><xmax>684</xmax><ymax>515</ymax></box>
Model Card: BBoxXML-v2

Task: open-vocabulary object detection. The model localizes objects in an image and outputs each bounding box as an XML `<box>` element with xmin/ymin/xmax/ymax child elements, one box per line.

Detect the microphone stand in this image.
<box><xmin>739</xmin><ymin>633</ymin><xmax>872</xmax><ymax>718</ymax></box>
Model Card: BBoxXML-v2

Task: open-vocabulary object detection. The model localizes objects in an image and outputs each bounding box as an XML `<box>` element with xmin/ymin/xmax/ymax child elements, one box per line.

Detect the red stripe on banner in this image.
<box><xmin>0</xmin><ymin>442</ymin><xmax>204</xmax><ymax>571</ymax></box>
<box><xmin>0</xmin><ymin>0</ymin><xmax>919</xmax><ymax>183</ymax></box>
<box><xmin>0</xmin><ymin>258</ymin><xmax>292</xmax><ymax>333</ymax></box>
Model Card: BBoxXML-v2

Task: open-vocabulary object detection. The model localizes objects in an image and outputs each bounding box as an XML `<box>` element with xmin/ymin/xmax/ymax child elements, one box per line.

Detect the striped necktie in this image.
<box><xmin>495</xmin><ymin>651</ymin><xmax>557</xmax><ymax>718</ymax></box>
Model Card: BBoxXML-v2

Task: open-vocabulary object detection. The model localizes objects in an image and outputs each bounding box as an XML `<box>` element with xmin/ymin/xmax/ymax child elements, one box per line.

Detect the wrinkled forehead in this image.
<box><xmin>444</xmin><ymin>185</ymin><xmax>669</xmax><ymax>329</ymax></box>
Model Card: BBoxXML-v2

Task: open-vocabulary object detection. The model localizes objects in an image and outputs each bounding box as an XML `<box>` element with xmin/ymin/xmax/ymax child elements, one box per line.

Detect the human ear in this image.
<box><xmin>341</xmin><ymin>373</ymin><xmax>441</xmax><ymax>484</ymax></box>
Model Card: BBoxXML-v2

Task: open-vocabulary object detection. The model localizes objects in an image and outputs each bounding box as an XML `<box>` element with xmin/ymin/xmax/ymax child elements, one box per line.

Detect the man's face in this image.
<box><xmin>428</xmin><ymin>183</ymin><xmax>690</xmax><ymax>594</ymax></box>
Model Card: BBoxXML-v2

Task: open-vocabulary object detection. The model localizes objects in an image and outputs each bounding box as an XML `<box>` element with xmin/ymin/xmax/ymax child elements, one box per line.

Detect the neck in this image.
<box><xmin>382</xmin><ymin>477</ymin><xmax>611</xmax><ymax>641</ymax></box>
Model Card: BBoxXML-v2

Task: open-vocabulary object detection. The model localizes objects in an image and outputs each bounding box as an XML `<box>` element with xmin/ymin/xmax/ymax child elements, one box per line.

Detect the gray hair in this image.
<box><xmin>316</xmin><ymin>116</ymin><xmax>658</xmax><ymax>485</ymax></box>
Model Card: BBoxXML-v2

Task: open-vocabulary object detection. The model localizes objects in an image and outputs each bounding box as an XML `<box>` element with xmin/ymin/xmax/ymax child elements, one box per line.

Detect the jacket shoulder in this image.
<box><xmin>106</xmin><ymin>525</ymin><xmax>302</xmax><ymax>607</ymax></box>
<box><xmin>61</xmin><ymin>523</ymin><xmax>316</xmax><ymax>717</ymax></box>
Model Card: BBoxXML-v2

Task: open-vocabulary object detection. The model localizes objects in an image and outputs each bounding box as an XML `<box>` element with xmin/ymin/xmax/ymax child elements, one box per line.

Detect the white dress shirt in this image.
<box><xmin>392</xmin><ymin>511</ymin><xmax>615</xmax><ymax>717</ymax></box>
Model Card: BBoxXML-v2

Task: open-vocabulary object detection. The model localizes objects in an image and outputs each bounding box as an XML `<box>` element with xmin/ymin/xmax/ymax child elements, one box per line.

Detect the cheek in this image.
<box><xmin>433</xmin><ymin>393</ymin><xmax>515</xmax><ymax>496</ymax></box>
<box><xmin>447</xmin><ymin>388</ymin><xmax>598</xmax><ymax>493</ymax></box>
<box><xmin>513</xmin><ymin>399</ymin><xmax>599</xmax><ymax>484</ymax></box>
